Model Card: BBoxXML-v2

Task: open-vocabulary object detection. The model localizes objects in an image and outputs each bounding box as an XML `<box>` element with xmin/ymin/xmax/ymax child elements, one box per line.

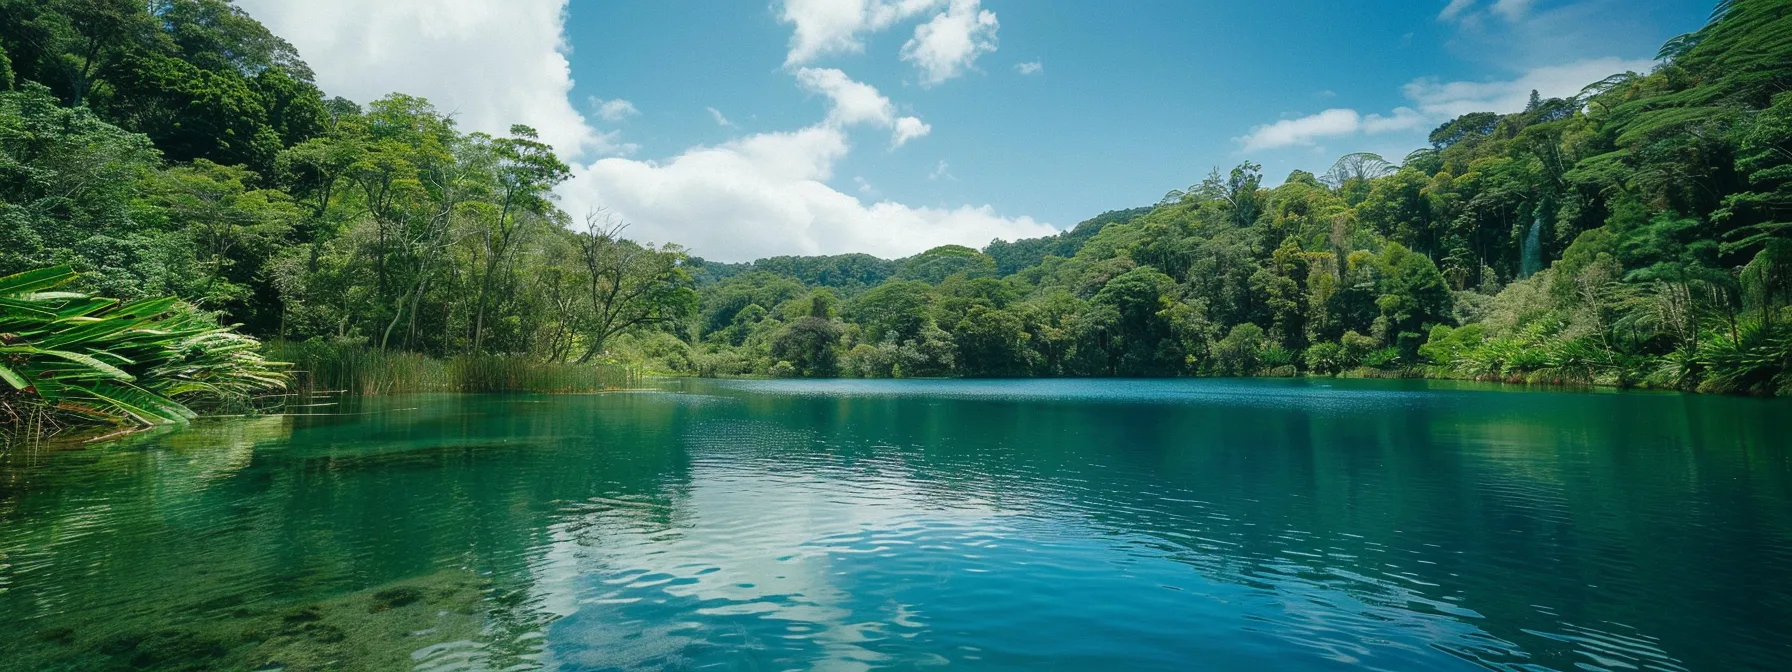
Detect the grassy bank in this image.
<box><xmin>266</xmin><ymin>340</ymin><xmax>638</xmax><ymax>396</ymax></box>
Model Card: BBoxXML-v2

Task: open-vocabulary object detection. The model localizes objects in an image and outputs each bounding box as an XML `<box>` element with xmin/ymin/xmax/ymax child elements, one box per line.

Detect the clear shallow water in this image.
<box><xmin>1</xmin><ymin>379</ymin><xmax>1790</xmax><ymax>671</ymax></box>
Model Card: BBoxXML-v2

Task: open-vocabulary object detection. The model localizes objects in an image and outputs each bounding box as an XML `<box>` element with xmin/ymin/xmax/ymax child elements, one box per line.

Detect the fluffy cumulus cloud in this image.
<box><xmin>238</xmin><ymin>0</ymin><xmax>631</xmax><ymax>159</ymax></box>
<box><xmin>797</xmin><ymin>67</ymin><xmax>896</xmax><ymax>126</ymax></box>
<box><xmin>780</xmin><ymin>0</ymin><xmax>998</xmax><ymax>87</ymax></box>
<box><xmin>1237</xmin><ymin>56</ymin><xmax>1653</xmax><ymax>151</ymax></box>
<box><xmin>1015</xmin><ymin>61</ymin><xmax>1043</xmax><ymax>75</ymax></box>
<box><xmin>901</xmin><ymin>0</ymin><xmax>1000</xmax><ymax>87</ymax></box>
<box><xmin>780</xmin><ymin>0</ymin><xmax>943</xmax><ymax>65</ymax></box>
<box><xmin>563</xmin><ymin>127</ymin><xmax>1051</xmax><ymax>260</ymax></box>
<box><xmin>244</xmin><ymin>0</ymin><xmax>1046</xmax><ymax>261</ymax></box>
<box><xmin>891</xmin><ymin>116</ymin><xmax>932</xmax><ymax>148</ymax></box>
<box><xmin>794</xmin><ymin>67</ymin><xmax>931</xmax><ymax>147</ymax></box>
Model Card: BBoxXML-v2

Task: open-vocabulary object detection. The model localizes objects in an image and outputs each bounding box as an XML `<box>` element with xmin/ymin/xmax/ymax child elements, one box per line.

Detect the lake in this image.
<box><xmin>1</xmin><ymin>378</ymin><xmax>1789</xmax><ymax>671</ymax></box>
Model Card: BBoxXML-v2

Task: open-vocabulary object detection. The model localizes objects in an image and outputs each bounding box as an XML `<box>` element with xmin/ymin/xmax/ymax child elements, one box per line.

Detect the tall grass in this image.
<box><xmin>267</xmin><ymin>339</ymin><xmax>637</xmax><ymax>396</ymax></box>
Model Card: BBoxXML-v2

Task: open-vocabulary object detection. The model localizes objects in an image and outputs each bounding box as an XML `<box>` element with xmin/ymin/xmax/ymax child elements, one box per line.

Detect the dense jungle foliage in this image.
<box><xmin>671</xmin><ymin>1</ymin><xmax>1792</xmax><ymax>393</ymax></box>
<box><xmin>2</xmin><ymin>0</ymin><xmax>1791</xmax><ymax>424</ymax></box>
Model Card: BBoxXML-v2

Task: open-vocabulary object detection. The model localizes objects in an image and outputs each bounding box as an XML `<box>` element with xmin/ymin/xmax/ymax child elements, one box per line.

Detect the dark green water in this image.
<box><xmin>2</xmin><ymin>379</ymin><xmax>1790</xmax><ymax>671</ymax></box>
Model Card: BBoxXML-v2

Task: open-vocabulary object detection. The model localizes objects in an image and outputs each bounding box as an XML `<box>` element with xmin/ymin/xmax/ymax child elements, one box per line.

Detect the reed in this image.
<box><xmin>267</xmin><ymin>339</ymin><xmax>637</xmax><ymax>396</ymax></box>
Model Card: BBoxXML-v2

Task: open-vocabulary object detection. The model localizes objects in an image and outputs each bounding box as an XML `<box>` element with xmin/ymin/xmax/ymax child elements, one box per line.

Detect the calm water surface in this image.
<box><xmin>1</xmin><ymin>378</ymin><xmax>1790</xmax><ymax>671</ymax></box>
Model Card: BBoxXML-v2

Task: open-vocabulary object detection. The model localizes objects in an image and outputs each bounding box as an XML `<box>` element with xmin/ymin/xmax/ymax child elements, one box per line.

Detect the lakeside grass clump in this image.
<box><xmin>266</xmin><ymin>339</ymin><xmax>638</xmax><ymax>396</ymax></box>
<box><xmin>1</xmin><ymin>266</ymin><xmax>288</xmax><ymax>445</ymax></box>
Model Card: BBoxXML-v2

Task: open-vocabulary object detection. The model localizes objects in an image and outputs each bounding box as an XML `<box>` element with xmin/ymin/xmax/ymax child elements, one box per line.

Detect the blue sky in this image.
<box><xmin>243</xmin><ymin>0</ymin><xmax>1713</xmax><ymax>261</ymax></box>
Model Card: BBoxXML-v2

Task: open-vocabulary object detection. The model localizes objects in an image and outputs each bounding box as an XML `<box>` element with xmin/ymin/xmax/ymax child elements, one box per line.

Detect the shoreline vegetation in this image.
<box><xmin>266</xmin><ymin>340</ymin><xmax>637</xmax><ymax>397</ymax></box>
<box><xmin>5</xmin><ymin>1</ymin><xmax>1792</xmax><ymax>442</ymax></box>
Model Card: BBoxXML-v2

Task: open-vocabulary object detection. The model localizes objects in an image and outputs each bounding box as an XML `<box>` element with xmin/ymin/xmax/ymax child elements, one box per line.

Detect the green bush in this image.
<box><xmin>1260</xmin><ymin>345</ymin><xmax>1296</xmax><ymax>369</ymax></box>
<box><xmin>1304</xmin><ymin>342</ymin><xmax>1345</xmax><ymax>375</ymax></box>
<box><xmin>1339</xmin><ymin>331</ymin><xmax>1378</xmax><ymax>367</ymax></box>
<box><xmin>1697</xmin><ymin>318</ymin><xmax>1792</xmax><ymax>395</ymax></box>
<box><xmin>1363</xmin><ymin>347</ymin><xmax>1403</xmax><ymax>369</ymax></box>
<box><xmin>1418</xmin><ymin>324</ymin><xmax>1485</xmax><ymax>366</ymax></box>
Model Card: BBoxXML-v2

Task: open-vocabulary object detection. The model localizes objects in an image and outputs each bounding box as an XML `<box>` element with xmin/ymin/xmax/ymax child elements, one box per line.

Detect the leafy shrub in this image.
<box><xmin>841</xmin><ymin>343</ymin><xmax>899</xmax><ymax>378</ymax></box>
<box><xmin>1</xmin><ymin>266</ymin><xmax>286</xmax><ymax>436</ymax></box>
<box><xmin>1260</xmin><ymin>345</ymin><xmax>1295</xmax><ymax>369</ymax></box>
<box><xmin>1339</xmin><ymin>330</ymin><xmax>1378</xmax><ymax>366</ymax></box>
<box><xmin>1418</xmin><ymin>324</ymin><xmax>1485</xmax><ymax>366</ymax></box>
<box><xmin>1697</xmin><ymin>318</ymin><xmax>1792</xmax><ymax>395</ymax></box>
<box><xmin>1362</xmin><ymin>347</ymin><xmax>1403</xmax><ymax>368</ymax></box>
<box><xmin>1304</xmin><ymin>342</ymin><xmax>1345</xmax><ymax>375</ymax></box>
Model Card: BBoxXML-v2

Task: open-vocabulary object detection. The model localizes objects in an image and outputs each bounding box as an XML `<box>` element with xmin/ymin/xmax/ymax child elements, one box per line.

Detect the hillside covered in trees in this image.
<box><xmin>660</xmin><ymin>1</ymin><xmax>1792</xmax><ymax>393</ymax></box>
<box><xmin>3</xmin><ymin>0</ymin><xmax>1791</xmax><ymax>398</ymax></box>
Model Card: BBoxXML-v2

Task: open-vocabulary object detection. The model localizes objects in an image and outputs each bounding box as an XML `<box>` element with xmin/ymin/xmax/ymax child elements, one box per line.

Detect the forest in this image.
<box><xmin>3</xmin><ymin>0</ymin><xmax>1791</xmax><ymax>434</ymax></box>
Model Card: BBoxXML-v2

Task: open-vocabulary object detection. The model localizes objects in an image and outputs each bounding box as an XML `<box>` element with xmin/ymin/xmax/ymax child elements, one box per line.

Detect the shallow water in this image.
<box><xmin>2</xmin><ymin>378</ymin><xmax>1790</xmax><ymax>671</ymax></box>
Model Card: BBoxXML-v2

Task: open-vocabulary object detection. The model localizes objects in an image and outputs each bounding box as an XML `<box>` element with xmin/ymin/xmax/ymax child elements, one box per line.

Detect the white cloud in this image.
<box><xmin>1015</xmin><ymin>61</ymin><xmax>1043</xmax><ymax>75</ymax></box>
<box><xmin>891</xmin><ymin>116</ymin><xmax>932</xmax><ymax>148</ymax></box>
<box><xmin>1438</xmin><ymin>0</ymin><xmax>1477</xmax><ymax>21</ymax></box>
<box><xmin>246</xmin><ymin>0</ymin><xmax>1042</xmax><ymax>262</ymax></box>
<box><xmin>927</xmin><ymin>160</ymin><xmax>955</xmax><ymax>182</ymax></box>
<box><xmin>1238</xmin><ymin>108</ymin><xmax>1362</xmax><ymax>151</ymax></box>
<box><xmin>1436</xmin><ymin>0</ymin><xmax>1532</xmax><ymax>34</ymax></box>
<box><xmin>1490</xmin><ymin>0</ymin><xmax>1535</xmax><ymax>21</ymax></box>
<box><xmin>1238</xmin><ymin>56</ymin><xmax>1654</xmax><ymax>152</ymax></box>
<box><xmin>1401</xmin><ymin>56</ymin><xmax>1652</xmax><ymax>117</ymax></box>
<box><xmin>1473</xmin><ymin>0</ymin><xmax>1666</xmax><ymax>69</ymax></box>
<box><xmin>901</xmin><ymin>0</ymin><xmax>1000</xmax><ymax>87</ymax></box>
<box><xmin>1438</xmin><ymin>0</ymin><xmax>1531</xmax><ymax>23</ymax></box>
<box><xmin>795</xmin><ymin>67</ymin><xmax>931</xmax><ymax>148</ymax></box>
<box><xmin>779</xmin><ymin>0</ymin><xmax>944</xmax><ymax>65</ymax></box>
<box><xmin>778</xmin><ymin>0</ymin><xmax>998</xmax><ymax>88</ymax></box>
<box><xmin>1361</xmin><ymin>107</ymin><xmax>1428</xmax><ymax>134</ymax></box>
<box><xmin>796</xmin><ymin>67</ymin><xmax>896</xmax><ymax>127</ymax></box>
<box><xmin>591</xmin><ymin>98</ymin><xmax>639</xmax><ymax>122</ymax></box>
<box><xmin>707</xmin><ymin>107</ymin><xmax>737</xmax><ymax>128</ymax></box>
<box><xmin>561</xmin><ymin>127</ymin><xmax>1050</xmax><ymax>261</ymax></box>
<box><xmin>238</xmin><ymin>0</ymin><xmax>629</xmax><ymax>159</ymax></box>
<box><xmin>854</xmin><ymin>176</ymin><xmax>875</xmax><ymax>194</ymax></box>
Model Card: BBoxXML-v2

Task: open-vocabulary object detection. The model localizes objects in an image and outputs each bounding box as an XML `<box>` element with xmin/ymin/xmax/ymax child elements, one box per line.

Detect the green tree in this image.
<box><xmin>1375</xmin><ymin>243</ymin><xmax>1454</xmax><ymax>354</ymax></box>
<box><xmin>1090</xmin><ymin>265</ymin><xmax>1181</xmax><ymax>375</ymax></box>
<box><xmin>1719</xmin><ymin>92</ymin><xmax>1792</xmax><ymax>253</ymax></box>
<box><xmin>139</xmin><ymin>159</ymin><xmax>300</xmax><ymax>324</ymax></box>
<box><xmin>466</xmin><ymin>125</ymin><xmax>571</xmax><ymax>353</ymax></box>
<box><xmin>849</xmin><ymin>280</ymin><xmax>935</xmax><ymax>344</ymax></box>
<box><xmin>896</xmin><ymin>245</ymin><xmax>996</xmax><ymax>283</ymax></box>
<box><xmin>954</xmin><ymin>306</ymin><xmax>1030</xmax><ymax>377</ymax></box>
<box><xmin>772</xmin><ymin>316</ymin><xmax>843</xmax><ymax>377</ymax></box>
<box><xmin>573</xmin><ymin>217</ymin><xmax>697</xmax><ymax>363</ymax></box>
<box><xmin>1212</xmin><ymin>323</ymin><xmax>1265</xmax><ymax>376</ymax></box>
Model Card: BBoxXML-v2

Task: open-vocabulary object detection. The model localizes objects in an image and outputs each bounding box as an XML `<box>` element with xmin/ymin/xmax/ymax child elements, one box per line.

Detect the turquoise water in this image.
<box><xmin>1</xmin><ymin>378</ymin><xmax>1790</xmax><ymax>670</ymax></box>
